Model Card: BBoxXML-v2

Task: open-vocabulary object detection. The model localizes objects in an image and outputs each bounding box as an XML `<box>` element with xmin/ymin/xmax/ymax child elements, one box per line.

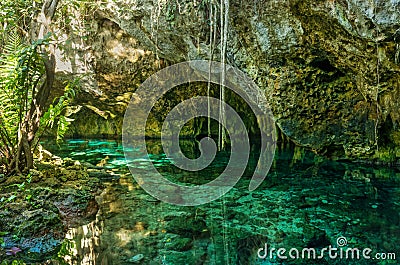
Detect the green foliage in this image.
<box><xmin>0</xmin><ymin>31</ymin><xmax>45</xmax><ymax>137</ymax></box>
<box><xmin>0</xmin><ymin>0</ymin><xmax>78</xmax><ymax>176</ymax></box>
<box><xmin>0</xmin><ymin>260</ymin><xmax>26</xmax><ymax>265</ymax></box>
<box><xmin>38</xmin><ymin>78</ymin><xmax>77</xmax><ymax>144</ymax></box>
<box><xmin>0</xmin><ymin>174</ymin><xmax>32</xmax><ymax>209</ymax></box>
<box><xmin>373</xmin><ymin>147</ymin><xmax>397</xmax><ymax>164</ymax></box>
<box><xmin>0</xmin><ymin>0</ymin><xmax>38</xmax><ymax>61</ymax></box>
<box><xmin>54</xmin><ymin>239</ymin><xmax>75</xmax><ymax>264</ymax></box>
<box><xmin>0</xmin><ymin>30</ymin><xmax>47</xmax><ymax>174</ymax></box>
<box><xmin>0</xmin><ymin>38</ymin><xmax>77</xmax><ymax>174</ymax></box>
<box><xmin>166</xmin><ymin>4</ymin><xmax>176</xmax><ymax>22</ymax></box>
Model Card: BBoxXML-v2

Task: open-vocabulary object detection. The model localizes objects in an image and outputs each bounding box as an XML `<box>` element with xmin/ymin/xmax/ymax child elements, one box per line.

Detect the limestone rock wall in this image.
<box><xmin>56</xmin><ymin>0</ymin><xmax>400</xmax><ymax>161</ymax></box>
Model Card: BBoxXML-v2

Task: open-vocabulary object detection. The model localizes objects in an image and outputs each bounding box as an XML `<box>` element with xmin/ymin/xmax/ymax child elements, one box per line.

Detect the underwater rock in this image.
<box><xmin>87</xmin><ymin>169</ymin><xmax>120</xmax><ymax>181</ymax></box>
<box><xmin>167</xmin><ymin>217</ymin><xmax>207</xmax><ymax>236</ymax></box>
<box><xmin>128</xmin><ymin>253</ymin><xmax>144</xmax><ymax>263</ymax></box>
<box><xmin>164</xmin><ymin>237</ymin><xmax>193</xmax><ymax>251</ymax></box>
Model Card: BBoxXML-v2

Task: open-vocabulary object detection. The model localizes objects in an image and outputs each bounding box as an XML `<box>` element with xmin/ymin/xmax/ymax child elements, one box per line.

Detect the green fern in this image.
<box><xmin>36</xmin><ymin>78</ymin><xmax>78</xmax><ymax>145</ymax></box>
<box><xmin>0</xmin><ymin>31</ymin><xmax>52</xmax><ymax>174</ymax></box>
<box><xmin>0</xmin><ymin>29</ymin><xmax>25</xmax><ymax>147</ymax></box>
<box><xmin>0</xmin><ymin>0</ymin><xmax>67</xmax><ymax>175</ymax></box>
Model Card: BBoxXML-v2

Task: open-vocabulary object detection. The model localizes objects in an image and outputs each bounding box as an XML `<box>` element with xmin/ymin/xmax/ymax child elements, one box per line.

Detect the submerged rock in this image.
<box><xmin>128</xmin><ymin>253</ymin><xmax>144</xmax><ymax>263</ymax></box>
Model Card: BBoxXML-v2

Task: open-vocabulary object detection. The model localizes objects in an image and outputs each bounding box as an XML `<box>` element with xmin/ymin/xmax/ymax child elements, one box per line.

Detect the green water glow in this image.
<box><xmin>43</xmin><ymin>139</ymin><xmax>400</xmax><ymax>265</ymax></box>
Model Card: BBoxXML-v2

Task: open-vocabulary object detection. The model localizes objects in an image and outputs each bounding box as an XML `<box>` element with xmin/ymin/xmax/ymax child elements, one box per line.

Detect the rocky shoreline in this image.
<box><xmin>0</xmin><ymin>157</ymin><xmax>117</xmax><ymax>263</ymax></box>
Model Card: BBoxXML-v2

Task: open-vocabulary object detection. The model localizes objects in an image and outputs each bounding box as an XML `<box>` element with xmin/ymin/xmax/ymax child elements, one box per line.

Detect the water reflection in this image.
<box><xmin>43</xmin><ymin>139</ymin><xmax>400</xmax><ymax>264</ymax></box>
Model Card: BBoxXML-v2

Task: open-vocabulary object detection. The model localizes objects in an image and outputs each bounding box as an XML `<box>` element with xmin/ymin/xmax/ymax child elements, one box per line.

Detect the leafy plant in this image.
<box><xmin>0</xmin><ymin>32</ymin><xmax>47</xmax><ymax>175</ymax></box>
<box><xmin>0</xmin><ymin>260</ymin><xmax>26</xmax><ymax>265</ymax></box>
<box><xmin>0</xmin><ymin>174</ymin><xmax>33</xmax><ymax>209</ymax></box>
<box><xmin>37</xmin><ymin>79</ymin><xmax>77</xmax><ymax>144</ymax></box>
<box><xmin>54</xmin><ymin>239</ymin><xmax>75</xmax><ymax>264</ymax></box>
<box><xmin>0</xmin><ymin>0</ymin><xmax>78</xmax><ymax>177</ymax></box>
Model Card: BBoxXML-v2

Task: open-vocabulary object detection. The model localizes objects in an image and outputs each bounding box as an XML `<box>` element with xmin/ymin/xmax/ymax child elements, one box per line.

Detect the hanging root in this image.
<box><xmin>207</xmin><ymin>0</ymin><xmax>215</xmax><ymax>138</ymax></box>
<box><xmin>218</xmin><ymin>0</ymin><xmax>229</xmax><ymax>150</ymax></box>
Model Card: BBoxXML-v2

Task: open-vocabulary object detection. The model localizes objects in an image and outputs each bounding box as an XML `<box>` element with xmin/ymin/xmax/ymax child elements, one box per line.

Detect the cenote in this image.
<box><xmin>2</xmin><ymin>0</ymin><xmax>400</xmax><ymax>264</ymax></box>
<box><xmin>36</xmin><ymin>138</ymin><xmax>399</xmax><ymax>264</ymax></box>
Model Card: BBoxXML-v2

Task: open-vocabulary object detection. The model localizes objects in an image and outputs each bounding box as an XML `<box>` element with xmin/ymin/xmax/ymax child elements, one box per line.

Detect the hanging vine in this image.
<box><xmin>218</xmin><ymin>0</ymin><xmax>229</xmax><ymax>151</ymax></box>
<box><xmin>373</xmin><ymin>0</ymin><xmax>381</xmax><ymax>151</ymax></box>
<box><xmin>207</xmin><ymin>0</ymin><xmax>216</xmax><ymax>137</ymax></box>
<box><xmin>150</xmin><ymin>0</ymin><xmax>165</xmax><ymax>68</ymax></box>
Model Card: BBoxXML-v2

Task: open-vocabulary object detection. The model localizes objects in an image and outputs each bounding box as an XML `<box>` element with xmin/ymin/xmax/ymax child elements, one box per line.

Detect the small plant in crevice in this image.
<box><xmin>0</xmin><ymin>173</ymin><xmax>33</xmax><ymax>209</ymax></box>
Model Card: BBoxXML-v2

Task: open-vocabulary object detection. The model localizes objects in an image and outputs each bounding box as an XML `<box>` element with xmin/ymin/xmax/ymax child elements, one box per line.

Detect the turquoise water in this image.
<box><xmin>43</xmin><ymin>139</ymin><xmax>400</xmax><ymax>264</ymax></box>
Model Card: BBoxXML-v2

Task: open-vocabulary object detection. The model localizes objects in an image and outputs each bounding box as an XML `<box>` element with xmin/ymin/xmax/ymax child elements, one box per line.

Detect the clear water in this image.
<box><xmin>43</xmin><ymin>139</ymin><xmax>400</xmax><ymax>265</ymax></box>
